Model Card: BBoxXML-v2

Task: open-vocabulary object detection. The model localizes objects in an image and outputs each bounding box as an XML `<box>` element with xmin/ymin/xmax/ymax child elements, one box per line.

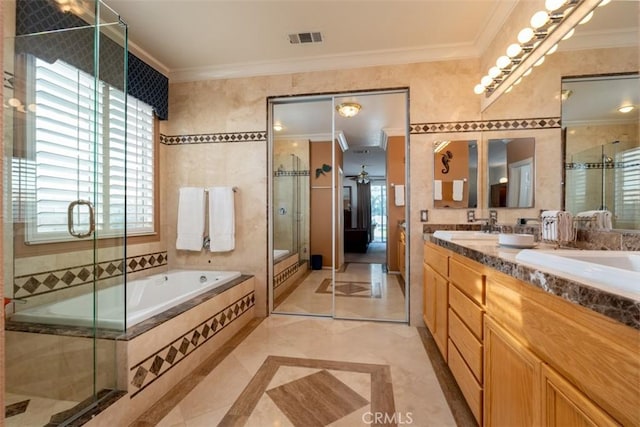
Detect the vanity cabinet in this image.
<box><xmin>423</xmin><ymin>242</ymin><xmax>449</xmax><ymax>358</ymax></box>
<box><xmin>486</xmin><ymin>269</ymin><xmax>637</xmax><ymax>426</ymax></box>
<box><xmin>424</xmin><ymin>238</ymin><xmax>639</xmax><ymax>427</ymax></box>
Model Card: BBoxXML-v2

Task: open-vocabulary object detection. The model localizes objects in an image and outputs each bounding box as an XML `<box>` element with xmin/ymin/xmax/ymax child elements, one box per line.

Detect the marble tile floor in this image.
<box><xmin>135</xmin><ymin>315</ymin><xmax>458</xmax><ymax>426</ymax></box>
<box><xmin>5</xmin><ymin>392</ymin><xmax>78</xmax><ymax>427</ymax></box>
<box><xmin>275</xmin><ymin>263</ymin><xmax>406</xmax><ymax>321</ymax></box>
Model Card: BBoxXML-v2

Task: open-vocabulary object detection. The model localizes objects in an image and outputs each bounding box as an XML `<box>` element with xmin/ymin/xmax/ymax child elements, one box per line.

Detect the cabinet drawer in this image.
<box><xmin>449</xmin><ymin>284</ymin><xmax>484</xmax><ymax>340</ymax></box>
<box><xmin>449</xmin><ymin>309</ymin><xmax>483</xmax><ymax>382</ymax></box>
<box><xmin>449</xmin><ymin>257</ymin><xmax>485</xmax><ymax>305</ymax></box>
<box><xmin>448</xmin><ymin>339</ymin><xmax>482</xmax><ymax>425</ymax></box>
<box><xmin>424</xmin><ymin>243</ymin><xmax>448</xmax><ymax>277</ymax></box>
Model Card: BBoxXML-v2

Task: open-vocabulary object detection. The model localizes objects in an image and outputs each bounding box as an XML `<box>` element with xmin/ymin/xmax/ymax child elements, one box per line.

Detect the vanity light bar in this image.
<box><xmin>474</xmin><ymin>0</ymin><xmax>610</xmax><ymax>98</ymax></box>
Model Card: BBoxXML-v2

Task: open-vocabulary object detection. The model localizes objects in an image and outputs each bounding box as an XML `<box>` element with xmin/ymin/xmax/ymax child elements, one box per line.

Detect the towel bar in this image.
<box><xmin>204</xmin><ymin>187</ymin><xmax>238</xmax><ymax>192</ymax></box>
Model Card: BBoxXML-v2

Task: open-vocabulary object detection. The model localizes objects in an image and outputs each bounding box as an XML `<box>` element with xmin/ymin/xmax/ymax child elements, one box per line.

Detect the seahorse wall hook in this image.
<box><xmin>441</xmin><ymin>150</ymin><xmax>453</xmax><ymax>174</ymax></box>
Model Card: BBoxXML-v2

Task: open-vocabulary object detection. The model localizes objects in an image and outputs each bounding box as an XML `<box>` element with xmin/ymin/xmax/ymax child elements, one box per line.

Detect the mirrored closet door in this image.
<box><xmin>268</xmin><ymin>89</ymin><xmax>409</xmax><ymax>323</ymax></box>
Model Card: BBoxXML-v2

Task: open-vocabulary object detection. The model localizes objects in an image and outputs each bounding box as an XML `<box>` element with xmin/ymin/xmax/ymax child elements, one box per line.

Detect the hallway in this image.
<box><xmin>136</xmin><ymin>315</ymin><xmax>458</xmax><ymax>426</ymax></box>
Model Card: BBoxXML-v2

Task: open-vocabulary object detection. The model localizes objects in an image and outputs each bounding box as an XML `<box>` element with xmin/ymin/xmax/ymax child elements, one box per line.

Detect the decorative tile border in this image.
<box><xmin>13</xmin><ymin>251</ymin><xmax>168</xmax><ymax>298</ymax></box>
<box><xmin>565</xmin><ymin>161</ymin><xmax>637</xmax><ymax>170</ymax></box>
<box><xmin>160</xmin><ymin>131</ymin><xmax>266</xmax><ymax>145</ymax></box>
<box><xmin>129</xmin><ymin>291</ymin><xmax>255</xmax><ymax>397</ymax></box>
<box><xmin>274</xmin><ymin>170</ymin><xmax>310</xmax><ymax>177</ymax></box>
<box><xmin>410</xmin><ymin>117</ymin><xmax>561</xmax><ymax>134</ymax></box>
<box><xmin>274</xmin><ymin>262</ymin><xmax>302</xmax><ymax>290</ymax></box>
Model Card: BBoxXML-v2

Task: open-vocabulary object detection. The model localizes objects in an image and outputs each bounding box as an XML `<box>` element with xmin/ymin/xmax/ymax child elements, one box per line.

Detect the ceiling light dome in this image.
<box><xmin>618</xmin><ymin>105</ymin><xmax>635</xmax><ymax>113</ymax></box>
<box><xmin>336</xmin><ymin>102</ymin><xmax>361</xmax><ymax>118</ymax></box>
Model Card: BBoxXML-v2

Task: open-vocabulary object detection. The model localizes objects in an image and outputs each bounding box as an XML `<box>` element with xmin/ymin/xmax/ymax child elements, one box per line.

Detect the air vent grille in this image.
<box><xmin>289</xmin><ymin>32</ymin><xmax>323</xmax><ymax>44</ymax></box>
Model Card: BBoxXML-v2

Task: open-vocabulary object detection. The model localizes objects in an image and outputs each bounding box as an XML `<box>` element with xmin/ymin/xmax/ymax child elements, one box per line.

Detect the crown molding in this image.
<box><xmin>559</xmin><ymin>27</ymin><xmax>640</xmax><ymax>52</ymax></box>
<box><xmin>563</xmin><ymin>117</ymin><xmax>639</xmax><ymax>127</ymax></box>
<box><xmin>275</xmin><ymin>131</ymin><xmax>348</xmax><ymax>151</ymax></box>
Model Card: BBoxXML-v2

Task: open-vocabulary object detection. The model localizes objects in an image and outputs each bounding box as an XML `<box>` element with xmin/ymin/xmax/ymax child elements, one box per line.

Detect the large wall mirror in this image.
<box><xmin>487</xmin><ymin>137</ymin><xmax>535</xmax><ymax>208</ymax></box>
<box><xmin>433</xmin><ymin>140</ymin><xmax>478</xmax><ymax>208</ymax></box>
<box><xmin>268</xmin><ymin>89</ymin><xmax>409</xmax><ymax>322</ymax></box>
<box><xmin>562</xmin><ymin>74</ymin><xmax>640</xmax><ymax>230</ymax></box>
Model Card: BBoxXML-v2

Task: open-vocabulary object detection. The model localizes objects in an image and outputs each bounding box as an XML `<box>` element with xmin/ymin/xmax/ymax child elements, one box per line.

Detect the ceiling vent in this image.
<box><xmin>289</xmin><ymin>32</ymin><xmax>323</xmax><ymax>44</ymax></box>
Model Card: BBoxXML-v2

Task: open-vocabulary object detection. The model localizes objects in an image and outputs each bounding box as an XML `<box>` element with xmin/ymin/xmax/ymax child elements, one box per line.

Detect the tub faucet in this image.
<box><xmin>199</xmin><ymin>275</ymin><xmax>207</xmax><ymax>283</ymax></box>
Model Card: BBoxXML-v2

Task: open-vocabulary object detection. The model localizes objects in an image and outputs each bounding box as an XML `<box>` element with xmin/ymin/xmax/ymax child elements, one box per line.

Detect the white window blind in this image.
<box><xmin>615</xmin><ymin>147</ymin><xmax>640</xmax><ymax>229</ymax></box>
<box><xmin>21</xmin><ymin>58</ymin><xmax>154</xmax><ymax>243</ymax></box>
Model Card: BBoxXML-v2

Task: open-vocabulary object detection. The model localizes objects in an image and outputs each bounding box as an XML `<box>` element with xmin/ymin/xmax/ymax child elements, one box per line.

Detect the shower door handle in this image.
<box><xmin>67</xmin><ymin>200</ymin><xmax>95</xmax><ymax>238</ymax></box>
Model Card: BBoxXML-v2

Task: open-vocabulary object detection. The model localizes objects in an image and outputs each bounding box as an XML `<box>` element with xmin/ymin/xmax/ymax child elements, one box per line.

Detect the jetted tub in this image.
<box><xmin>10</xmin><ymin>269</ymin><xmax>242</xmax><ymax>329</ymax></box>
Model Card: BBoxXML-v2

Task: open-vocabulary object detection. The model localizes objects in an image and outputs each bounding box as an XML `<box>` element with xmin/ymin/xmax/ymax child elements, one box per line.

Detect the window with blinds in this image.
<box><xmin>20</xmin><ymin>57</ymin><xmax>154</xmax><ymax>243</ymax></box>
<box><xmin>615</xmin><ymin>147</ymin><xmax>640</xmax><ymax>229</ymax></box>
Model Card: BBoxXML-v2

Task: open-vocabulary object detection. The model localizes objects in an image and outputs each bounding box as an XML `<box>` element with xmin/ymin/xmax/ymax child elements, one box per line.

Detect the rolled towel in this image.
<box><xmin>541</xmin><ymin>210</ymin><xmax>560</xmax><ymax>240</ymax></box>
<box><xmin>557</xmin><ymin>211</ymin><xmax>574</xmax><ymax>242</ymax></box>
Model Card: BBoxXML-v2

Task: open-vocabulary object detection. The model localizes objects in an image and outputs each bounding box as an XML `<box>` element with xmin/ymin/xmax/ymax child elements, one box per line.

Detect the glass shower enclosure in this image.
<box><xmin>4</xmin><ymin>0</ymin><xmax>127</xmax><ymax>424</ymax></box>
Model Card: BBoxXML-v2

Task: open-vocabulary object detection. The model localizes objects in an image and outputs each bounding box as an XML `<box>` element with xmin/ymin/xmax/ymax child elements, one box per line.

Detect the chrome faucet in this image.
<box><xmin>475</xmin><ymin>210</ymin><xmax>498</xmax><ymax>233</ymax></box>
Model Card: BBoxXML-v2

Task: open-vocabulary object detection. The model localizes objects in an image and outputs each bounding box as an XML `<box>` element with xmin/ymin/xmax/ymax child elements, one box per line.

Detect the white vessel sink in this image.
<box><xmin>515</xmin><ymin>250</ymin><xmax>640</xmax><ymax>300</ymax></box>
<box><xmin>433</xmin><ymin>230</ymin><xmax>499</xmax><ymax>241</ymax></box>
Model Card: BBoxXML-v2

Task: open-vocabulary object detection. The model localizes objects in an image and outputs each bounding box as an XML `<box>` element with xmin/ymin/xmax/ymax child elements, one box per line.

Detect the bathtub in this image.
<box><xmin>10</xmin><ymin>269</ymin><xmax>242</xmax><ymax>329</ymax></box>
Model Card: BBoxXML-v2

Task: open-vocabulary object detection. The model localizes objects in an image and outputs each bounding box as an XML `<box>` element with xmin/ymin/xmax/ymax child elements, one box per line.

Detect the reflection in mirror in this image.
<box><xmin>487</xmin><ymin>138</ymin><xmax>535</xmax><ymax>208</ymax></box>
<box><xmin>562</xmin><ymin>74</ymin><xmax>640</xmax><ymax>230</ymax></box>
<box><xmin>433</xmin><ymin>140</ymin><xmax>478</xmax><ymax>208</ymax></box>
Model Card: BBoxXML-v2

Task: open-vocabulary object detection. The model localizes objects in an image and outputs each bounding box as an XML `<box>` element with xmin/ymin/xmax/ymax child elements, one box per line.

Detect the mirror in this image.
<box><xmin>487</xmin><ymin>137</ymin><xmax>535</xmax><ymax>208</ymax></box>
<box><xmin>269</xmin><ymin>90</ymin><xmax>409</xmax><ymax>322</ymax></box>
<box><xmin>433</xmin><ymin>140</ymin><xmax>478</xmax><ymax>208</ymax></box>
<box><xmin>562</xmin><ymin>74</ymin><xmax>640</xmax><ymax>230</ymax></box>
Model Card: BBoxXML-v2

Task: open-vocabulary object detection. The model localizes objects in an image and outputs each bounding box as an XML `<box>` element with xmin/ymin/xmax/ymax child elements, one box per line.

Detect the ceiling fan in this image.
<box><xmin>348</xmin><ymin>164</ymin><xmax>370</xmax><ymax>184</ymax></box>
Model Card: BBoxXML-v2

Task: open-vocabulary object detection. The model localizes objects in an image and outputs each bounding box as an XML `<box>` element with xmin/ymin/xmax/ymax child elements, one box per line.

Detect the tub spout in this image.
<box><xmin>4</xmin><ymin>297</ymin><xmax>27</xmax><ymax>307</ymax></box>
<box><xmin>199</xmin><ymin>275</ymin><xmax>207</xmax><ymax>283</ymax></box>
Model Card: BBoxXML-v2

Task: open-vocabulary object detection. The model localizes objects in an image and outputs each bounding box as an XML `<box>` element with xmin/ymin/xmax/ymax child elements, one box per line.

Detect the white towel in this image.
<box><xmin>452</xmin><ymin>180</ymin><xmax>464</xmax><ymax>201</ymax></box>
<box><xmin>576</xmin><ymin>210</ymin><xmax>612</xmax><ymax>230</ymax></box>
<box><xmin>394</xmin><ymin>184</ymin><xmax>405</xmax><ymax>206</ymax></box>
<box><xmin>434</xmin><ymin>180</ymin><xmax>442</xmax><ymax>201</ymax></box>
<box><xmin>176</xmin><ymin>187</ymin><xmax>205</xmax><ymax>251</ymax></box>
<box><xmin>208</xmin><ymin>186</ymin><xmax>235</xmax><ymax>252</ymax></box>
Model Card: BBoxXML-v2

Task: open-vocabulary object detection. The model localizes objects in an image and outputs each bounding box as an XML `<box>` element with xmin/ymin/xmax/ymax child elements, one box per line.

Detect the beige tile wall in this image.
<box><xmin>161</xmin><ymin>47</ymin><xmax>637</xmax><ymax>325</ymax></box>
<box><xmin>0</xmin><ymin>0</ymin><xmax>5</xmax><ymax>420</ymax></box>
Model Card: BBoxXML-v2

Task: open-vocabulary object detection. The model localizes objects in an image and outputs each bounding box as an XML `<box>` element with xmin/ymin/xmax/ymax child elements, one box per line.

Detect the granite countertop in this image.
<box><xmin>425</xmin><ymin>234</ymin><xmax>640</xmax><ymax>330</ymax></box>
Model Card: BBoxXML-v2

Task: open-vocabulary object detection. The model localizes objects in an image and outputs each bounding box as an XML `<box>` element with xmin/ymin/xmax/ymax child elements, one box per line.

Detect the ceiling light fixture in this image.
<box><xmin>273</xmin><ymin>123</ymin><xmax>283</xmax><ymax>132</ymax></box>
<box><xmin>474</xmin><ymin>0</ymin><xmax>610</xmax><ymax>102</ymax></box>
<box><xmin>336</xmin><ymin>102</ymin><xmax>361</xmax><ymax>118</ymax></box>
<box><xmin>356</xmin><ymin>164</ymin><xmax>370</xmax><ymax>184</ymax></box>
<box><xmin>618</xmin><ymin>105</ymin><xmax>635</xmax><ymax>113</ymax></box>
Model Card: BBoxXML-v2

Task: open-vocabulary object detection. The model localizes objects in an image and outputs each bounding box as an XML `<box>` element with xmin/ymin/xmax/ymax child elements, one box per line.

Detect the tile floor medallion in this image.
<box><xmin>315</xmin><ymin>278</ymin><xmax>382</xmax><ymax>298</ymax></box>
<box><xmin>152</xmin><ymin>316</ymin><xmax>456</xmax><ymax>427</ymax></box>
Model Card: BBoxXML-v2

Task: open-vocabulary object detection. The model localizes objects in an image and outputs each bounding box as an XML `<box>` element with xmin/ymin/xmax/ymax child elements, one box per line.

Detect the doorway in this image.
<box><xmin>268</xmin><ymin>89</ymin><xmax>409</xmax><ymax>322</ymax></box>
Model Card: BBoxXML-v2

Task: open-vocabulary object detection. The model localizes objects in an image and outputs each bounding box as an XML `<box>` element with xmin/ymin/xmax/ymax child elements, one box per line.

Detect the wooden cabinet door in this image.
<box><xmin>485</xmin><ymin>317</ymin><xmax>541</xmax><ymax>427</ymax></box>
<box><xmin>423</xmin><ymin>263</ymin><xmax>448</xmax><ymax>359</ymax></box>
<box><xmin>423</xmin><ymin>263</ymin><xmax>436</xmax><ymax>333</ymax></box>
<box><xmin>542</xmin><ymin>364</ymin><xmax>620</xmax><ymax>427</ymax></box>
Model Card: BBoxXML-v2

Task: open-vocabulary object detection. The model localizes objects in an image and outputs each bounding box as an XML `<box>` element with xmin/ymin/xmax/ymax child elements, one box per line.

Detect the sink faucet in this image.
<box><xmin>474</xmin><ymin>210</ymin><xmax>498</xmax><ymax>233</ymax></box>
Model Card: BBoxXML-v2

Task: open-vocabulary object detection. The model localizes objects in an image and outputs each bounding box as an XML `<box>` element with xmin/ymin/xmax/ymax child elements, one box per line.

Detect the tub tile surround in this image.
<box><xmin>427</xmin><ymin>235</ymin><xmax>640</xmax><ymax>329</ymax></box>
<box><xmin>12</xmin><ymin>250</ymin><xmax>168</xmax><ymax>300</ymax></box>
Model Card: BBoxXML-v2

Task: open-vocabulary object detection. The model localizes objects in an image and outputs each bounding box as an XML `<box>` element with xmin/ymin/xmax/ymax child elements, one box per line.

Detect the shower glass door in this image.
<box><xmin>3</xmin><ymin>1</ymin><xmax>126</xmax><ymax>424</ymax></box>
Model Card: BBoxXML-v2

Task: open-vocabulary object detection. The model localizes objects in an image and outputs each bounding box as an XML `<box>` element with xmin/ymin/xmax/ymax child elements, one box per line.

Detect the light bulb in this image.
<box><xmin>534</xmin><ymin>56</ymin><xmax>545</xmax><ymax>67</ymax></box>
<box><xmin>579</xmin><ymin>11</ymin><xmax>594</xmax><ymax>25</ymax></box>
<box><xmin>488</xmin><ymin>66</ymin><xmax>501</xmax><ymax>78</ymax></box>
<box><xmin>618</xmin><ymin>105</ymin><xmax>635</xmax><ymax>113</ymax></box>
<box><xmin>514</xmin><ymin>77</ymin><xmax>523</xmax><ymax>86</ymax></box>
<box><xmin>523</xmin><ymin>67</ymin><xmax>533</xmax><ymax>77</ymax></box>
<box><xmin>531</xmin><ymin>11</ymin><xmax>550</xmax><ymax>29</ymax></box>
<box><xmin>545</xmin><ymin>0</ymin><xmax>566</xmax><ymax>12</ymax></box>
<box><xmin>27</xmin><ymin>104</ymin><xmax>37</xmax><ymax>112</ymax></box>
<box><xmin>562</xmin><ymin>28</ymin><xmax>575</xmax><ymax>40</ymax></box>
<box><xmin>517</xmin><ymin>27</ymin><xmax>535</xmax><ymax>44</ymax></box>
<box><xmin>496</xmin><ymin>56</ymin><xmax>511</xmax><ymax>69</ymax></box>
<box><xmin>505</xmin><ymin>86</ymin><xmax>513</xmax><ymax>94</ymax></box>
<box><xmin>8</xmin><ymin>98</ymin><xmax>21</xmax><ymax>108</ymax></box>
<box><xmin>474</xmin><ymin>84</ymin><xmax>486</xmax><ymax>95</ymax></box>
<box><xmin>481</xmin><ymin>75</ymin><xmax>493</xmax><ymax>87</ymax></box>
<box><xmin>546</xmin><ymin>44</ymin><xmax>558</xmax><ymax>55</ymax></box>
<box><xmin>273</xmin><ymin>123</ymin><xmax>283</xmax><ymax>132</ymax></box>
<box><xmin>507</xmin><ymin>43</ymin><xmax>522</xmax><ymax>58</ymax></box>
<box><xmin>598</xmin><ymin>0</ymin><xmax>611</xmax><ymax>6</ymax></box>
